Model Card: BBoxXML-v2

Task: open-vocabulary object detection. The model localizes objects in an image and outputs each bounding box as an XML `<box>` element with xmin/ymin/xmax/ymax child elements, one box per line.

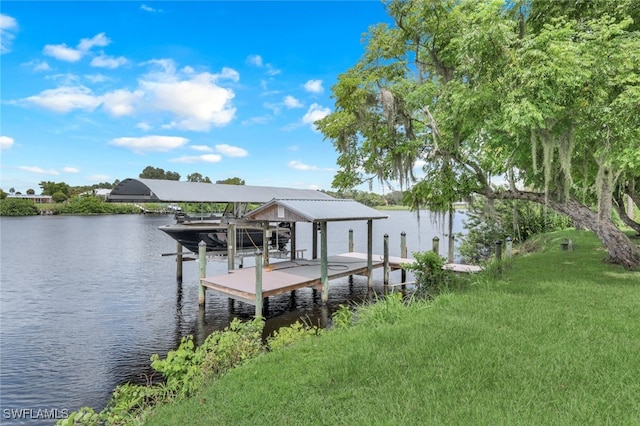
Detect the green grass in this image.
<box><xmin>144</xmin><ymin>229</ymin><xmax>640</xmax><ymax>426</ymax></box>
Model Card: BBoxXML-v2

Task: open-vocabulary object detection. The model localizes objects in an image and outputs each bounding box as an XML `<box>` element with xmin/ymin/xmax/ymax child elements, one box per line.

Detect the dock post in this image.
<box><xmin>448</xmin><ymin>209</ymin><xmax>455</xmax><ymax>263</ymax></box>
<box><xmin>320</xmin><ymin>221</ymin><xmax>329</xmax><ymax>304</ymax></box>
<box><xmin>348</xmin><ymin>229</ymin><xmax>354</xmax><ymax>253</ymax></box>
<box><xmin>495</xmin><ymin>239</ymin><xmax>503</xmax><ymax>261</ymax></box>
<box><xmin>262</xmin><ymin>222</ymin><xmax>269</xmax><ymax>268</ymax></box>
<box><xmin>290</xmin><ymin>222</ymin><xmax>296</xmax><ymax>260</ymax></box>
<box><xmin>432</xmin><ymin>236</ymin><xmax>440</xmax><ymax>255</ymax></box>
<box><xmin>312</xmin><ymin>222</ymin><xmax>318</xmax><ymax>259</ymax></box>
<box><xmin>383</xmin><ymin>234</ymin><xmax>389</xmax><ymax>288</ymax></box>
<box><xmin>198</xmin><ymin>241</ymin><xmax>207</xmax><ymax>306</ymax></box>
<box><xmin>255</xmin><ymin>250</ymin><xmax>263</xmax><ymax>318</ymax></box>
<box><xmin>400</xmin><ymin>231</ymin><xmax>407</xmax><ymax>284</ymax></box>
<box><xmin>505</xmin><ymin>237</ymin><xmax>513</xmax><ymax>258</ymax></box>
<box><xmin>367</xmin><ymin>219</ymin><xmax>373</xmax><ymax>289</ymax></box>
<box><xmin>176</xmin><ymin>242</ymin><xmax>183</xmax><ymax>282</ymax></box>
<box><xmin>227</xmin><ymin>223</ymin><xmax>235</xmax><ymax>271</ymax></box>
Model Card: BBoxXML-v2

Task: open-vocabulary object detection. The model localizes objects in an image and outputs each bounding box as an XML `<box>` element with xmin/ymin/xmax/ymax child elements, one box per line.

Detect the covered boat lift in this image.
<box><xmin>107</xmin><ymin>178</ymin><xmax>335</xmax><ymax>204</ymax></box>
<box><xmin>199</xmin><ymin>198</ymin><xmax>404</xmax><ymax>317</ymax></box>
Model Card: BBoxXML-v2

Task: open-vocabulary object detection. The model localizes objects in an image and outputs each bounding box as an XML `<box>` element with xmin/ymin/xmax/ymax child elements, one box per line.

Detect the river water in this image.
<box><xmin>0</xmin><ymin>210</ymin><xmax>466</xmax><ymax>424</ymax></box>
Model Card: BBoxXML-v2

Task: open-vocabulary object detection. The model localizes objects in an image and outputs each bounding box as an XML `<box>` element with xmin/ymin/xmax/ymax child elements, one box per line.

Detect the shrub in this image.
<box><xmin>0</xmin><ymin>198</ymin><xmax>39</xmax><ymax>216</ymax></box>
<box><xmin>267</xmin><ymin>321</ymin><xmax>325</xmax><ymax>351</ymax></box>
<box><xmin>402</xmin><ymin>251</ymin><xmax>459</xmax><ymax>298</ymax></box>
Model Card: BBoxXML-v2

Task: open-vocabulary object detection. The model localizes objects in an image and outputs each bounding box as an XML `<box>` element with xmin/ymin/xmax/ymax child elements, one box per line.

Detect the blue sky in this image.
<box><xmin>0</xmin><ymin>1</ymin><xmax>393</xmax><ymax>194</ymax></box>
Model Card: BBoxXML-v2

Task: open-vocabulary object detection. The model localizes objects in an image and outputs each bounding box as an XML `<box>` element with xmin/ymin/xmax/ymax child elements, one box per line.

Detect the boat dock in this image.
<box><xmin>200</xmin><ymin>252</ymin><xmax>412</xmax><ymax>306</ymax></box>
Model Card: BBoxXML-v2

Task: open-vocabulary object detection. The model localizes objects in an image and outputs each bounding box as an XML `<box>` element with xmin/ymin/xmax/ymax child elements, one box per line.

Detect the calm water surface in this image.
<box><xmin>0</xmin><ymin>211</ymin><xmax>466</xmax><ymax>424</ymax></box>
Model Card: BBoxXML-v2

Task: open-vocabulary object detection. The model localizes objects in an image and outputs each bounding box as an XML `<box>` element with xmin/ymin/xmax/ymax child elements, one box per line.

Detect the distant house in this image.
<box><xmin>80</xmin><ymin>188</ymin><xmax>112</xmax><ymax>199</ymax></box>
<box><xmin>7</xmin><ymin>194</ymin><xmax>53</xmax><ymax>204</ymax></box>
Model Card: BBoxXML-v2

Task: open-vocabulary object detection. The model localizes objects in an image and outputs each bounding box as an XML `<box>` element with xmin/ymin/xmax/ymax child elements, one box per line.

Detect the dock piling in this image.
<box><xmin>320</xmin><ymin>221</ymin><xmax>329</xmax><ymax>304</ymax></box>
<box><xmin>383</xmin><ymin>234</ymin><xmax>390</xmax><ymax>287</ymax></box>
<box><xmin>400</xmin><ymin>231</ymin><xmax>407</xmax><ymax>284</ymax></box>
<box><xmin>367</xmin><ymin>220</ymin><xmax>373</xmax><ymax>288</ymax></box>
<box><xmin>198</xmin><ymin>241</ymin><xmax>207</xmax><ymax>306</ymax></box>
<box><xmin>176</xmin><ymin>242</ymin><xmax>183</xmax><ymax>282</ymax></box>
<box><xmin>349</xmin><ymin>229</ymin><xmax>354</xmax><ymax>253</ymax></box>
<box><xmin>495</xmin><ymin>239</ymin><xmax>503</xmax><ymax>261</ymax></box>
<box><xmin>255</xmin><ymin>250</ymin><xmax>263</xmax><ymax>318</ymax></box>
<box><xmin>227</xmin><ymin>223</ymin><xmax>235</xmax><ymax>271</ymax></box>
<box><xmin>432</xmin><ymin>236</ymin><xmax>440</xmax><ymax>255</ymax></box>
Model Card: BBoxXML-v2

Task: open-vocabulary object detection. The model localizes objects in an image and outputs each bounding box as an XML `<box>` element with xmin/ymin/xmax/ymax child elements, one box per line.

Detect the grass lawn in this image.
<box><xmin>144</xmin><ymin>229</ymin><xmax>640</xmax><ymax>425</ymax></box>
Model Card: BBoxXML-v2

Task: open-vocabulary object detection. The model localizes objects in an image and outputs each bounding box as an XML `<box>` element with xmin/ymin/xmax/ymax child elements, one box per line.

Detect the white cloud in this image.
<box><xmin>109</xmin><ymin>135</ymin><xmax>188</xmax><ymax>152</ymax></box>
<box><xmin>288</xmin><ymin>160</ymin><xmax>333</xmax><ymax>172</ymax></box>
<box><xmin>302</xmin><ymin>103</ymin><xmax>331</xmax><ymax>131</ymax></box>
<box><xmin>102</xmin><ymin>89</ymin><xmax>143</xmax><ymax>116</ymax></box>
<box><xmin>246</xmin><ymin>54</ymin><xmax>280</xmax><ymax>75</ymax></box>
<box><xmin>304</xmin><ymin>79</ymin><xmax>324</xmax><ymax>94</ymax></box>
<box><xmin>25</xmin><ymin>86</ymin><xmax>101</xmax><ymax>113</ymax></box>
<box><xmin>136</xmin><ymin>122</ymin><xmax>152</xmax><ymax>131</ymax></box>
<box><xmin>246</xmin><ymin>54</ymin><xmax>263</xmax><ymax>67</ymax></box>
<box><xmin>19</xmin><ymin>166</ymin><xmax>60</xmax><ymax>175</ymax></box>
<box><xmin>43</xmin><ymin>44</ymin><xmax>82</xmax><ymax>62</ymax></box>
<box><xmin>241</xmin><ymin>115</ymin><xmax>271</xmax><ymax>126</ymax></box>
<box><xmin>266</xmin><ymin>64</ymin><xmax>281</xmax><ymax>76</ymax></box>
<box><xmin>169</xmin><ymin>154</ymin><xmax>222</xmax><ymax>163</ymax></box>
<box><xmin>0</xmin><ymin>13</ymin><xmax>18</xmax><ymax>54</ymax></box>
<box><xmin>43</xmin><ymin>32</ymin><xmax>112</xmax><ymax>63</ymax></box>
<box><xmin>63</xmin><ymin>167</ymin><xmax>80</xmax><ymax>173</ymax></box>
<box><xmin>91</xmin><ymin>54</ymin><xmax>127</xmax><ymax>69</ymax></box>
<box><xmin>89</xmin><ymin>174</ymin><xmax>111</xmax><ymax>181</ymax></box>
<box><xmin>215</xmin><ymin>144</ymin><xmax>247</xmax><ymax>157</ymax></box>
<box><xmin>140</xmin><ymin>62</ymin><xmax>238</xmax><ymax>131</ymax></box>
<box><xmin>283</xmin><ymin>95</ymin><xmax>303</xmax><ymax>109</ymax></box>
<box><xmin>77</xmin><ymin>33</ymin><xmax>110</xmax><ymax>52</ymax></box>
<box><xmin>141</xmin><ymin>4</ymin><xmax>162</xmax><ymax>12</ymax></box>
<box><xmin>0</xmin><ymin>136</ymin><xmax>14</xmax><ymax>149</ymax></box>
<box><xmin>85</xmin><ymin>74</ymin><xmax>110</xmax><ymax>83</ymax></box>
<box><xmin>190</xmin><ymin>145</ymin><xmax>214</xmax><ymax>152</ymax></box>
<box><xmin>22</xmin><ymin>60</ymin><xmax>51</xmax><ymax>72</ymax></box>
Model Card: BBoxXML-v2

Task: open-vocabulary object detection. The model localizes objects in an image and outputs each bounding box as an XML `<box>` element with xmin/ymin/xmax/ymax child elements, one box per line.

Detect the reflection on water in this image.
<box><xmin>0</xmin><ymin>211</ymin><xmax>466</xmax><ymax>424</ymax></box>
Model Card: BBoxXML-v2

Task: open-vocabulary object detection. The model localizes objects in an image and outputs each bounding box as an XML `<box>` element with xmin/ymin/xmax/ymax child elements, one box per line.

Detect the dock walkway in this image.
<box><xmin>200</xmin><ymin>252</ymin><xmax>411</xmax><ymax>306</ymax></box>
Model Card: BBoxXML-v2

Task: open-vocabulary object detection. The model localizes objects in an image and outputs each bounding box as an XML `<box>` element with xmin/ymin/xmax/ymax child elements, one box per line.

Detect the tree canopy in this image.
<box><xmin>139</xmin><ymin>166</ymin><xmax>180</xmax><ymax>181</ymax></box>
<box><xmin>318</xmin><ymin>0</ymin><xmax>640</xmax><ymax>268</ymax></box>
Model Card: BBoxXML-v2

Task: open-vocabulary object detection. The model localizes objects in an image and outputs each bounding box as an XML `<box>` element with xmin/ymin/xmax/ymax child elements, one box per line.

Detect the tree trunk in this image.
<box><xmin>614</xmin><ymin>192</ymin><xmax>640</xmax><ymax>234</ymax></box>
<box><xmin>489</xmin><ymin>190</ymin><xmax>640</xmax><ymax>270</ymax></box>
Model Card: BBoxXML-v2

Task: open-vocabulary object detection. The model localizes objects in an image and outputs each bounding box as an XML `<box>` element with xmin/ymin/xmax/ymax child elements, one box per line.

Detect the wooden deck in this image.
<box><xmin>199</xmin><ymin>252</ymin><xmax>481</xmax><ymax>307</ymax></box>
<box><xmin>200</xmin><ymin>252</ymin><xmax>412</xmax><ymax>305</ymax></box>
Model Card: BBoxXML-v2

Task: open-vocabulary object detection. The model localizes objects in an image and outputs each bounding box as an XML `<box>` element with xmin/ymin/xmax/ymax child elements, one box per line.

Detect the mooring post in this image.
<box><xmin>495</xmin><ymin>239</ymin><xmax>503</xmax><ymax>261</ymax></box>
<box><xmin>255</xmin><ymin>250</ymin><xmax>263</xmax><ymax>318</ymax></box>
<box><xmin>320</xmin><ymin>221</ymin><xmax>329</xmax><ymax>304</ymax></box>
<box><xmin>198</xmin><ymin>240</ymin><xmax>207</xmax><ymax>306</ymax></box>
<box><xmin>448</xmin><ymin>209</ymin><xmax>455</xmax><ymax>263</ymax></box>
<box><xmin>312</xmin><ymin>222</ymin><xmax>318</xmax><ymax>259</ymax></box>
<box><xmin>176</xmin><ymin>242</ymin><xmax>183</xmax><ymax>282</ymax></box>
<box><xmin>227</xmin><ymin>223</ymin><xmax>235</xmax><ymax>272</ymax></box>
<box><xmin>290</xmin><ymin>222</ymin><xmax>296</xmax><ymax>261</ymax></box>
<box><xmin>400</xmin><ymin>231</ymin><xmax>407</xmax><ymax>284</ymax></box>
<box><xmin>383</xmin><ymin>233</ymin><xmax>390</xmax><ymax>287</ymax></box>
<box><xmin>432</xmin><ymin>236</ymin><xmax>440</xmax><ymax>255</ymax></box>
<box><xmin>367</xmin><ymin>220</ymin><xmax>373</xmax><ymax>289</ymax></box>
<box><xmin>348</xmin><ymin>229</ymin><xmax>354</xmax><ymax>253</ymax></box>
<box><xmin>505</xmin><ymin>237</ymin><xmax>513</xmax><ymax>258</ymax></box>
<box><xmin>262</xmin><ymin>222</ymin><xmax>269</xmax><ymax>268</ymax></box>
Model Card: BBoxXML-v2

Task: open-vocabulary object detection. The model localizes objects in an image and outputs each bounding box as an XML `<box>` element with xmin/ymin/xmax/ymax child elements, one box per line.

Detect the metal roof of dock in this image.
<box><xmin>107</xmin><ymin>178</ymin><xmax>335</xmax><ymax>203</ymax></box>
<box><xmin>244</xmin><ymin>198</ymin><xmax>388</xmax><ymax>222</ymax></box>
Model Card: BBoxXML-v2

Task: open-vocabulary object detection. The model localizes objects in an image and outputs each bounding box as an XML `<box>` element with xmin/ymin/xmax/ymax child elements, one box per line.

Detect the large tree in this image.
<box><xmin>318</xmin><ymin>0</ymin><xmax>640</xmax><ymax>269</ymax></box>
<box><xmin>139</xmin><ymin>166</ymin><xmax>180</xmax><ymax>181</ymax></box>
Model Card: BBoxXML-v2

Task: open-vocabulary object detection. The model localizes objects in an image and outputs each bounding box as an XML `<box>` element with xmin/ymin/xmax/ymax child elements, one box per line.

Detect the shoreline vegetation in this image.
<box><xmin>58</xmin><ymin>228</ymin><xmax>640</xmax><ymax>425</ymax></box>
